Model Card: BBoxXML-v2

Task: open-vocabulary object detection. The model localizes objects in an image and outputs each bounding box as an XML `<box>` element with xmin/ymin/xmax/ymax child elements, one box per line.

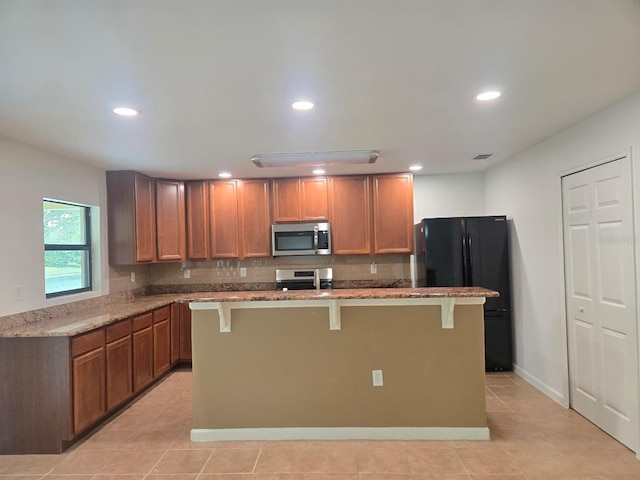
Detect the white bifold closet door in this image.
<box><xmin>562</xmin><ymin>156</ymin><xmax>638</xmax><ymax>451</ymax></box>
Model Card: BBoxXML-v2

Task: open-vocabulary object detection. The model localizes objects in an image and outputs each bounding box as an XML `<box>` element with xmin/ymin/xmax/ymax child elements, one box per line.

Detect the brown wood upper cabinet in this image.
<box><xmin>372</xmin><ymin>173</ymin><xmax>414</xmax><ymax>254</ymax></box>
<box><xmin>329</xmin><ymin>175</ymin><xmax>372</xmax><ymax>255</ymax></box>
<box><xmin>239</xmin><ymin>179</ymin><xmax>271</xmax><ymax>257</ymax></box>
<box><xmin>186</xmin><ymin>179</ymin><xmax>270</xmax><ymax>259</ymax></box>
<box><xmin>329</xmin><ymin>173</ymin><xmax>414</xmax><ymax>255</ymax></box>
<box><xmin>106</xmin><ymin>171</ymin><xmax>186</xmax><ymax>264</ymax></box>
<box><xmin>272</xmin><ymin>177</ymin><xmax>328</xmax><ymax>222</ymax></box>
<box><xmin>107</xmin><ymin>171</ymin><xmax>156</xmax><ymax>264</ymax></box>
<box><xmin>155</xmin><ymin>179</ymin><xmax>186</xmax><ymax>261</ymax></box>
<box><xmin>185</xmin><ymin>180</ymin><xmax>209</xmax><ymax>259</ymax></box>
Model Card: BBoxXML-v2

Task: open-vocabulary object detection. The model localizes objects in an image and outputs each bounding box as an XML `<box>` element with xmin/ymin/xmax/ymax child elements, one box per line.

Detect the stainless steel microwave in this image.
<box><xmin>272</xmin><ymin>222</ymin><xmax>331</xmax><ymax>256</ymax></box>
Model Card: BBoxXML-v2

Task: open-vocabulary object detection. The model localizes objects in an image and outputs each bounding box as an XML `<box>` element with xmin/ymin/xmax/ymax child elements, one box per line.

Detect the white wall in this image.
<box><xmin>0</xmin><ymin>136</ymin><xmax>108</xmax><ymax>317</ymax></box>
<box><xmin>485</xmin><ymin>91</ymin><xmax>640</xmax><ymax>404</ymax></box>
<box><xmin>413</xmin><ymin>172</ymin><xmax>485</xmax><ymax>222</ymax></box>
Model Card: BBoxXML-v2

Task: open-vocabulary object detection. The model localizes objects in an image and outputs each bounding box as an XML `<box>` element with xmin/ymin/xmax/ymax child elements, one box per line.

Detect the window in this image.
<box><xmin>43</xmin><ymin>200</ymin><xmax>92</xmax><ymax>298</ymax></box>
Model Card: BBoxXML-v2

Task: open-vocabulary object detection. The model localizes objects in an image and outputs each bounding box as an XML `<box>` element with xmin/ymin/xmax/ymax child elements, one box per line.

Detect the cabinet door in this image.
<box><xmin>170</xmin><ymin>303</ymin><xmax>181</xmax><ymax>365</ymax></box>
<box><xmin>106</xmin><ymin>336</ymin><xmax>132</xmax><ymax>411</ymax></box>
<box><xmin>107</xmin><ymin>171</ymin><xmax>156</xmax><ymax>265</ymax></box>
<box><xmin>134</xmin><ymin>173</ymin><xmax>156</xmax><ymax>262</ymax></box>
<box><xmin>372</xmin><ymin>173</ymin><xmax>414</xmax><ymax>254</ymax></box>
<box><xmin>72</xmin><ymin>347</ymin><xmax>106</xmax><ymax>434</ymax></box>
<box><xmin>300</xmin><ymin>177</ymin><xmax>329</xmax><ymax>220</ymax></box>
<box><xmin>186</xmin><ymin>180</ymin><xmax>209</xmax><ymax>259</ymax></box>
<box><xmin>272</xmin><ymin>178</ymin><xmax>301</xmax><ymax>222</ymax></box>
<box><xmin>132</xmin><ymin>326</ymin><xmax>154</xmax><ymax>392</ymax></box>
<box><xmin>239</xmin><ymin>179</ymin><xmax>271</xmax><ymax>258</ymax></box>
<box><xmin>153</xmin><ymin>320</ymin><xmax>171</xmax><ymax>376</ymax></box>
<box><xmin>329</xmin><ymin>176</ymin><xmax>372</xmax><ymax>255</ymax></box>
<box><xmin>209</xmin><ymin>180</ymin><xmax>240</xmax><ymax>258</ymax></box>
<box><xmin>179</xmin><ymin>302</ymin><xmax>192</xmax><ymax>361</ymax></box>
<box><xmin>156</xmin><ymin>179</ymin><xmax>186</xmax><ymax>261</ymax></box>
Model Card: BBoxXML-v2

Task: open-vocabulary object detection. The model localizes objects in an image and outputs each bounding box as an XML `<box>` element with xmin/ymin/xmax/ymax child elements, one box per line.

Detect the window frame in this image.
<box><xmin>44</xmin><ymin>200</ymin><xmax>93</xmax><ymax>298</ymax></box>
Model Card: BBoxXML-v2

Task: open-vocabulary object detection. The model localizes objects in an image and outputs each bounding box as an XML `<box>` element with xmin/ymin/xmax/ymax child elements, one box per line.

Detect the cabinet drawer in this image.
<box><xmin>71</xmin><ymin>329</ymin><xmax>105</xmax><ymax>357</ymax></box>
<box><xmin>153</xmin><ymin>305</ymin><xmax>170</xmax><ymax>324</ymax></box>
<box><xmin>132</xmin><ymin>312</ymin><xmax>153</xmax><ymax>332</ymax></box>
<box><xmin>106</xmin><ymin>319</ymin><xmax>132</xmax><ymax>343</ymax></box>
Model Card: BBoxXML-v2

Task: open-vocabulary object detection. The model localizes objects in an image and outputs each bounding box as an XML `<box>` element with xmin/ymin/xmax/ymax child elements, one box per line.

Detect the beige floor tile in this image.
<box><xmin>356</xmin><ymin>447</ymin><xmax>411</xmax><ymax>473</ymax></box>
<box><xmin>506</xmin><ymin>448</ymin><xmax>578</xmax><ymax>476</ymax></box>
<box><xmin>4</xmin><ymin>370</ymin><xmax>640</xmax><ymax>478</ymax></box>
<box><xmin>455</xmin><ymin>448</ymin><xmax>522</xmax><ymax>475</ymax></box>
<box><xmin>296</xmin><ymin>448</ymin><xmax>359</xmax><ymax>473</ymax></box>
<box><xmin>128</xmin><ymin>428</ymin><xmax>189</xmax><ymax>449</ymax></box>
<box><xmin>255</xmin><ymin>449</ymin><xmax>305</xmax><ymax>473</ymax></box>
<box><xmin>144</xmin><ymin>475</ymin><xmax>198</xmax><ymax>480</ymax></box>
<box><xmin>201</xmin><ymin>448</ymin><xmax>261</xmax><ymax>473</ymax></box>
<box><xmin>251</xmin><ymin>474</ymin><xmax>304</xmax><ymax>480</ymax></box>
<box><xmin>42</xmin><ymin>475</ymin><xmax>95</xmax><ymax>480</ymax></box>
<box><xmin>405</xmin><ymin>447</ymin><xmax>466</xmax><ymax>475</ymax></box>
<box><xmin>301</xmin><ymin>474</ymin><xmax>359</xmax><ymax>480</ymax></box>
<box><xmin>0</xmin><ymin>454</ymin><xmax>62</xmax><ymax>475</ymax></box>
<box><xmin>150</xmin><ymin>449</ymin><xmax>213</xmax><ymax>474</ymax></box>
<box><xmin>48</xmin><ymin>449</ymin><xmax>118</xmax><ymax>475</ymax></box>
<box><xmin>98</xmin><ymin>448</ymin><xmax>166</xmax><ymax>474</ymax></box>
<box><xmin>198</xmin><ymin>475</ymin><xmax>253</xmax><ymax>480</ymax></box>
<box><xmin>0</xmin><ymin>476</ymin><xmax>43</xmax><ymax>480</ymax></box>
<box><xmin>92</xmin><ymin>475</ymin><xmax>146</xmax><ymax>480</ymax></box>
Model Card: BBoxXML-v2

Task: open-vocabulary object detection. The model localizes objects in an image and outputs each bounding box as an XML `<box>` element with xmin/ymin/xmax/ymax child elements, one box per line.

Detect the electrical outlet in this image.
<box><xmin>240</xmin><ymin>267</ymin><xmax>247</xmax><ymax>277</ymax></box>
<box><xmin>16</xmin><ymin>285</ymin><xmax>22</xmax><ymax>301</ymax></box>
<box><xmin>183</xmin><ymin>268</ymin><xmax>191</xmax><ymax>279</ymax></box>
<box><xmin>130</xmin><ymin>272</ymin><xmax>136</xmax><ymax>283</ymax></box>
<box><xmin>370</xmin><ymin>262</ymin><xmax>377</xmax><ymax>274</ymax></box>
<box><xmin>372</xmin><ymin>369</ymin><xmax>383</xmax><ymax>386</ymax></box>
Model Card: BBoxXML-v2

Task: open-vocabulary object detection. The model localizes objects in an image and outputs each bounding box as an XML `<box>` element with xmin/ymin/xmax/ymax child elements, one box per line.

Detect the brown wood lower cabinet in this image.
<box><xmin>132</xmin><ymin>315</ymin><xmax>154</xmax><ymax>392</ymax></box>
<box><xmin>0</xmin><ymin>302</ymin><xmax>186</xmax><ymax>455</ymax></box>
<box><xmin>105</xmin><ymin>319</ymin><xmax>133</xmax><ymax>411</ymax></box>
<box><xmin>71</xmin><ymin>330</ymin><xmax>106</xmax><ymax>435</ymax></box>
<box><xmin>153</xmin><ymin>306</ymin><xmax>171</xmax><ymax>376</ymax></box>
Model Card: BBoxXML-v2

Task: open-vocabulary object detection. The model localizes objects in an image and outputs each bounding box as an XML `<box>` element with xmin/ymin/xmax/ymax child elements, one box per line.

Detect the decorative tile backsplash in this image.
<box><xmin>148</xmin><ymin>254</ymin><xmax>411</xmax><ymax>287</ymax></box>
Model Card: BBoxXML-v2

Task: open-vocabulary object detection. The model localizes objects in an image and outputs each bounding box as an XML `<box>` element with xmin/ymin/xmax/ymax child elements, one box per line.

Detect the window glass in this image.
<box><xmin>43</xmin><ymin>200</ymin><xmax>92</xmax><ymax>298</ymax></box>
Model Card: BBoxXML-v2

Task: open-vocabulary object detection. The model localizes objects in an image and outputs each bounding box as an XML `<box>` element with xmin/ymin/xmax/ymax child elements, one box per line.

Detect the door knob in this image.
<box><xmin>578</xmin><ymin>306</ymin><xmax>584</xmax><ymax>312</ymax></box>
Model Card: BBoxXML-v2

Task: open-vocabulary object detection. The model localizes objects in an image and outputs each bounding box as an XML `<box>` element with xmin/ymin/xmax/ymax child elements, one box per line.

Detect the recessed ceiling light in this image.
<box><xmin>409</xmin><ymin>165</ymin><xmax>423</xmax><ymax>171</ymax></box>
<box><xmin>218</xmin><ymin>172</ymin><xmax>232</xmax><ymax>178</ymax></box>
<box><xmin>312</xmin><ymin>168</ymin><xmax>325</xmax><ymax>175</ymax></box>
<box><xmin>292</xmin><ymin>101</ymin><xmax>314</xmax><ymax>111</ymax></box>
<box><xmin>112</xmin><ymin>107</ymin><xmax>140</xmax><ymax>116</ymax></box>
<box><xmin>476</xmin><ymin>91</ymin><xmax>501</xmax><ymax>101</ymax></box>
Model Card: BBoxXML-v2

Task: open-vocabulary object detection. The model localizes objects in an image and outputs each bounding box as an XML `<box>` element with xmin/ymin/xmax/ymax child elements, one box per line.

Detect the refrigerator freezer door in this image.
<box><xmin>484</xmin><ymin>311</ymin><xmax>513</xmax><ymax>371</ymax></box>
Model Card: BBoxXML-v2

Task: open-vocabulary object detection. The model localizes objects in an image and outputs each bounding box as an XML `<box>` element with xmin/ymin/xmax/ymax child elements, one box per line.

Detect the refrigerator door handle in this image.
<box><xmin>462</xmin><ymin>233</ymin><xmax>468</xmax><ymax>285</ymax></box>
<box><xmin>467</xmin><ymin>232</ymin><xmax>473</xmax><ymax>285</ymax></box>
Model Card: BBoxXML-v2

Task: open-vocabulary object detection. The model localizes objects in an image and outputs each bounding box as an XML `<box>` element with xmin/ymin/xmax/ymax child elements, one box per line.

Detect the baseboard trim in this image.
<box><xmin>191</xmin><ymin>426</ymin><xmax>490</xmax><ymax>442</ymax></box>
<box><xmin>513</xmin><ymin>364</ymin><xmax>568</xmax><ymax>407</ymax></box>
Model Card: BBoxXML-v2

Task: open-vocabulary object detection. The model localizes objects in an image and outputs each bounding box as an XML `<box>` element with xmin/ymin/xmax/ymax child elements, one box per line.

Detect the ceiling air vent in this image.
<box><xmin>472</xmin><ymin>154</ymin><xmax>493</xmax><ymax>161</ymax></box>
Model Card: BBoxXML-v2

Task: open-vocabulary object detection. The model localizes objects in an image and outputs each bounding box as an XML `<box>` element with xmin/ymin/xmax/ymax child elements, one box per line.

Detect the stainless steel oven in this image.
<box><xmin>276</xmin><ymin>268</ymin><xmax>333</xmax><ymax>290</ymax></box>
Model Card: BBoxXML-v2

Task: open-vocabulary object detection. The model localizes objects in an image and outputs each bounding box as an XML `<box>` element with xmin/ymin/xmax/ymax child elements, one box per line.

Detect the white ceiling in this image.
<box><xmin>1</xmin><ymin>0</ymin><xmax>640</xmax><ymax>180</ymax></box>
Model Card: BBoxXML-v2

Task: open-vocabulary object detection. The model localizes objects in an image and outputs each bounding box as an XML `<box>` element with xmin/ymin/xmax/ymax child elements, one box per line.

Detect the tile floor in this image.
<box><xmin>1</xmin><ymin>369</ymin><xmax>640</xmax><ymax>479</ymax></box>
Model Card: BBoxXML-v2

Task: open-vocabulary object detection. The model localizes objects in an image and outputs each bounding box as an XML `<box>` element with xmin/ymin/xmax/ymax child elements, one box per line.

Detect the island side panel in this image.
<box><xmin>192</xmin><ymin>304</ymin><xmax>486</xmax><ymax>430</ymax></box>
<box><xmin>0</xmin><ymin>337</ymin><xmax>71</xmax><ymax>454</ymax></box>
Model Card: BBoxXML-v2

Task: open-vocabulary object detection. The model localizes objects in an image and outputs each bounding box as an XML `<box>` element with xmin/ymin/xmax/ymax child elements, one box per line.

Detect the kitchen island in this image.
<box><xmin>189</xmin><ymin>286</ymin><xmax>498</xmax><ymax>442</ymax></box>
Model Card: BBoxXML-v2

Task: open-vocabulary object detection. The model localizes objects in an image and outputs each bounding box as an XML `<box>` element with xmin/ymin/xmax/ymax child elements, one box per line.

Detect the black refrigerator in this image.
<box><xmin>414</xmin><ymin>216</ymin><xmax>513</xmax><ymax>371</ymax></box>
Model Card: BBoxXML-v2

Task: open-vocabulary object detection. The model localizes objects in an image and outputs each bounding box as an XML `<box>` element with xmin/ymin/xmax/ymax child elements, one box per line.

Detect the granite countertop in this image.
<box><xmin>0</xmin><ymin>287</ymin><xmax>498</xmax><ymax>338</ymax></box>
